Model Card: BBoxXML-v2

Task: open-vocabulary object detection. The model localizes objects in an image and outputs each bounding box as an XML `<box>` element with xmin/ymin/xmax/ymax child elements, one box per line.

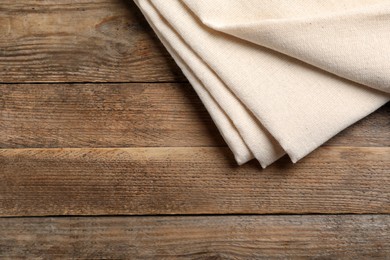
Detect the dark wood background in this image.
<box><xmin>0</xmin><ymin>0</ymin><xmax>389</xmax><ymax>258</ymax></box>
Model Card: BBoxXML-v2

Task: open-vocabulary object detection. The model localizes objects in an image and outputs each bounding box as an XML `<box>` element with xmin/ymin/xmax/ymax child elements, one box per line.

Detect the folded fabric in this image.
<box><xmin>134</xmin><ymin>0</ymin><xmax>389</xmax><ymax>167</ymax></box>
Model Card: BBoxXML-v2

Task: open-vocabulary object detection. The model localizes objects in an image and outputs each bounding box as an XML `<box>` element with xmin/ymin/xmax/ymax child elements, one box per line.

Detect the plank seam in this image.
<box><xmin>1</xmin><ymin>213</ymin><xmax>390</xmax><ymax>219</ymax></box>
<box><xmin>0</xmin><ymin>81</ymin><xmax>189</xmax><ymax>85</ymax></box>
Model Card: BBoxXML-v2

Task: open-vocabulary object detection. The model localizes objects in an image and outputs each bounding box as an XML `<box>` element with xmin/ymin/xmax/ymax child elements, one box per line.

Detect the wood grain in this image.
<box><xmin>326</xmin><ymin>102</ymin><xmax>389</xmax><ymax>147</ymax></box>
<box><xmin>0</xmin><ymin>0</ymin><xmax>184</xmax><ymax>83</ymax></box>
<box><xmin>1</xmin><ymin>83</ymin><xmax>388</xmax><ymax>148</ymax></box>
<box><xmin>0</xmin><ymin>146</ymin><xmax>388</xmax><ymax>216</ymax></box>
<box><xmin>0</xmin><ymin>83</ymin><xmax>224</xmax><ymax>148</ymax></box>
<box><xmin>0</xmin><ymin>215</ymin><xmax>389</xmax><ymax>259</ymax></box>
<box><xmin>1</xmin><ymin>0</ymin><xmax>388</xmax><ymax>257</ymax></box>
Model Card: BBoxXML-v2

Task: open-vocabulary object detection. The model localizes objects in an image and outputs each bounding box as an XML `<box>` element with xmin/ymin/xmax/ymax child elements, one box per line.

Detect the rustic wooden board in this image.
<box><xmin>1</xmin><ymin>83</ymin><xmax>388</xmax><ymax>148</ymax></box>
<box><xmin>0</xmin><ymin>215</ymin><xmax>389</xmax><ymax>259</ymax></box>
<box><xmin>1</xmin><ymin>0</ymin><xmax>388</xmax><ymax>257</ymax></box>
<box><xmin>0</xmin><ymin>83</ymin><xmax>224</xmax><ymax>148</ymax></box>
<box><xmin>1</xmin><ymin>146</ymin><xmax>388</xmax><ymax>216</ymax></box>
<box><xmin>326</xmin><ymin>103</ymin><xmax>389</xmax><ymax>147</ymax></box>
<box><xmin>0</xmin><ymin>0</ymin><xmax>183</xmax><ymax>83</ymax></box>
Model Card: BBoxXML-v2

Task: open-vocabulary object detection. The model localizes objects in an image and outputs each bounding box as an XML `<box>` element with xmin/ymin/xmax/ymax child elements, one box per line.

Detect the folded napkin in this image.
<box><xmin>134</xmin><ymin>0</ymin><xmax>389</xmax><ymax>167</ymax></box>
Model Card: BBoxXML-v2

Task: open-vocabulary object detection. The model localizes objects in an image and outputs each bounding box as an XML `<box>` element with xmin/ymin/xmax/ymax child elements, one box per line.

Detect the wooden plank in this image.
<box><xmin>0</xmin><ymin>0</ymin><xmax>184</xmax><ymax>83</ymax></box>
<box><xmin>326</xmin><ymin>102</ymin><xmax>389</xmax><ymax>147</ymax></box>
<box><xmin>0</xmin><ymin>83</ymin><xmax>224</xmax><ymax>148</ymax></box>
<box><xmin>0</xmin><ymin>146</ymin><xmax>388</xmax><ymax>216</ymax></box>
<box><xmin>1</xmin><ymin>84</ymin><xmax>388</xmax><ymax>148</ymax></box>
<box><xmin>0</xmin><ymin>215</ymin><xmax>389</xmax><ymax>259</ymax></box>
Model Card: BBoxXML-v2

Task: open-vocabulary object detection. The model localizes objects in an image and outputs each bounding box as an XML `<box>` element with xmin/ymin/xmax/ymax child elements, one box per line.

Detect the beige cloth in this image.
<box><xmin>134</xmin><ymin>0</ymin><xmax>389</xmax><ymax>167</ymax></box>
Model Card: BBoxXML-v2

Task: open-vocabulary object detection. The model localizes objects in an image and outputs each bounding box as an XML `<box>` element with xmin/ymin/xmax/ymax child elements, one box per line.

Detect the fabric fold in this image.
<box><xmin>135</xmin><ymin>0</ymin><xmax>285</xmax><ymax>167</ymax></box>
<box><xmin>182</xmin><ymin>0</ymin><xmax>390</xmax><ymax>94</ymax></box>
<box><xmin>134</xmin><ymin>0</ymin><xmax>254</xmax><ymax>165</ymax></box>
<box><xmin>134</xmin><ymin>0</ymin><xmax>389</xmax><ymax>167</ymax></box>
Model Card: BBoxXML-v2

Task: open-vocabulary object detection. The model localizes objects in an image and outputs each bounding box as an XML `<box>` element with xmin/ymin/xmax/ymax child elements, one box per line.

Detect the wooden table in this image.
<box><xmin>1</xmin><ymin>1</ymin><xmax>389</xmax><ymax>258</ymax></box>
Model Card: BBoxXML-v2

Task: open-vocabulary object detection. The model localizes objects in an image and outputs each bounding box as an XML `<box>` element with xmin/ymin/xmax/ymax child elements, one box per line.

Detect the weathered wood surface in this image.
<box><xmin>0</xmin><ymin>0</ymin><xmax>184</xmax><ymax>83</ymax></box>
<box><xmin>1</xmin><ymin>146</ymin><xmax>388</xmax><ymax>216</ymax></box>
<box><xmin>0</xmin><ymin>215</ymin><xmax>389</xmax><ymax>259</ymax></box>
<box><xmin>1</xmin><ymin>84</ymin><xmax>388</xmax><ymax>148</ymax></box>
<box><xmin>1</xmin><ymin>0</ymin><xmax>389</xmax><ymax>257</ymax></box>
<box><xmin>0</xmin><ymin>83</ymin><xmax>224</xmax><ymax>148</ymax></box>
